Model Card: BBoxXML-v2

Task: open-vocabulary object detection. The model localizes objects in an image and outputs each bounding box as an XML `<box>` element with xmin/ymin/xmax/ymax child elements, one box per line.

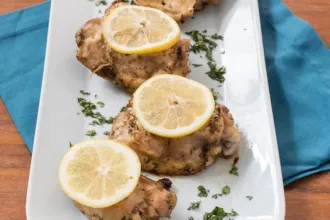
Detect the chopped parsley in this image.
<box><xmin>203</xmin><ymin>207</ymin><xmax>239</xmax><ymax>220</ymax></box>
<box><xmin>222</xmin><ymin>186</ymin><xmax>231</xmax><ymax>195</ymax></box>
<box><xmin>95</xmin><ymin>94</ymin><xmax>98</xmax><ymax>98</ymax></box>
<box><xmin>211</xmin><ymin>34</ymin><xmax>223</xmax><ymax>40</ymax></box>
<box><xmin>78</xmin><ymin>98</ymin><xmax>113</xmax><ymax>125</ymax></box>
<box><xmin>212</xmin><ymin>193</ymin><xmax>222</xmax><ymax>199</ymax></box>
<box><xmin>120</xmin><ymin>106</ymin><xmax>127</xmax><ymax>112</ymax></box>
<box><xmin>206</xmin><ymin>62</ymin><xmax>226</xmax><ymax>83</ymax></box>
<box><xmin>69</xmin><ymin>142</ymin><xmax>73</xmax><ymax>148</ymax></box>
<box><xmin>229</xmin><ymin>165</ymin><xmax>239</xmax><ymax>176</ymax></box>
<box><xmin>211</xmin><ymin>88</ymin><xmax>220</xmax><ymax>101</ymax></box>
<box><xmin>246</xmin><ymin>195</ymin><xmax>253</xmax><ymax>200</ymax></box>
<box><xmin>89</xmin><ymin>120</ymin><xmax>101</xmax><ymax>126</ymax></box>
<box><xmin>80</xmin><ymin>90</ymin><xmax>90</xmax><ymax>95</ymax></box>
<box><xmin>212</xmin><ymin>186</ymin><xmax>230</xmax><ymax>198</ymax></box>
<box><xmin>230</xmin><ymin>209</ymin><xmax>239</xmax><ymax>216</ymax></box>
<box><xmin>192</xmin><ymin>64</ymin><xmax>203</xmax><ymax>67</ymax></box>
<box><xmin>198</xmin><ymin>185</ymin><xmax>209</xmax><ymax>197</ymax></box>
<box><xmin>103</xmin><ymin>131</ymin><xmax>109</xmax><ymax>136</ymax></box>
<box><xmin>203</xmin><ymin>207</ymin><xmax>227</xmax><ymax>220</ymax></box>
<box><xmin>188</xmin><ymin>201</ymin><xmax>201</xmax><ymax>210</ymax></box>
<box><xmin>188</xmin><ymin>217</ymin><xmax>194</xmax><ymax>220</ymax></box>
<box><xmin>86</xmin><ymin>130</ymin><xmax>96</xmax><ymax>137</ymax></box>
<box><xmin>95</xmin><ymin>0</ymin><xmax>107</xmax><ymax>6</ymax></box>
<box><xmin>185</xmin><ymin>30</ymin><xmax>226</xmax><ymax>83</ymax></box>
<box><xmin>97</xmin><ymin>101</ymin><xmax>105</xmax><ymax>108</ymax></box>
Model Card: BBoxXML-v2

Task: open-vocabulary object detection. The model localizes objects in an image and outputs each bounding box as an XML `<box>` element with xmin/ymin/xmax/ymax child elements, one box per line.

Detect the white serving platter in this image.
<box><xmin>26</xmin><ymin>0</ymin><xmax>285</xmax><ymax>219</ymax></box>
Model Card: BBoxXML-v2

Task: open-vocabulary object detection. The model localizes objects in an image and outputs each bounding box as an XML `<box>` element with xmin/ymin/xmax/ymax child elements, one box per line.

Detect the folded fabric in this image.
<box><xmin>0</xmin><ymin>2</ymin><xmax>50</xmax><ymax>149</ymax></box>
<box><xmin>0</xmin><ymin>0</ymin><xmax>329</xmax><ymax>185</ymax></box>
<box><xmin>259</xmin><ymin>0</ymin><xmax>330</xmax><ymax>185</ymax></box>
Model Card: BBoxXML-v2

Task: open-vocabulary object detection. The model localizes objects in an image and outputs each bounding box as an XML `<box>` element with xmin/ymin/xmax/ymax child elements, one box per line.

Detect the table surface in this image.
<box><xmin>0</xmin><ymin>0</ymin><xmax>329</xmax><ymax>219</ymax></box>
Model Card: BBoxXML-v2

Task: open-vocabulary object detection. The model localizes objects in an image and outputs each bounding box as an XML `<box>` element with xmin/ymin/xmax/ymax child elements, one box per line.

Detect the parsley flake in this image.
<box><xmin>246</xmin><ymin>195</ymin><xmax>253</xmax><ymax>200</ymax></box>
<box><xmin>188</xmin><ymin>201</ymin><xmax>201</xmax><ymax>210</ymax></box>
<box><xmin>230</xmin><ymin>209</ymin><xmax>239</xmax><ymax>216</ymax></box>
<box><xmin>120</xmin><ymin>106</ymin><xmax>127</xmax><ymax>112</ymax></box>
<box><xmin>188</xmin><ymin>217</ymin><xmax>194</xmax><ymax>220</ymax></box>
<box><xmin>80</xmin><ymin>90</ymin><xmax>90</xmax><ymax>95</ymax></box>
<box><xmin>69</xmin><ymin>142</ymin><xmax>73</xmax><ymax>148</ymax></box>
<box><xmin>211</xmin><ymin>88</ymin><xmax>220</xmax><ymax>101</ymax></box>
<box><xmin>95</xmin><ymin>0</ymin><xmax>107</xmax><ymax>6</ymax></box>
<box><xmin>103</xmin><ymin>131</ymin><xmax>109</xmax><ymax>136</ymax></box>
<box><xmin>222</xmin><ymin>186</ymin><xmax>231</xmax><ymax>195</ymax></box>
<box><xmin>192</xmin><ymin>64</ymin><xmax>203</xmax><ymax>67</ymax></box>
<box><xmin>86</xmin><ymin>130</ymin><xmax>96</xmax><ymax>137</ymax></box>
<box><xmin>229</xmin><ymin>165</ymin><xmax>239</xmax><ymax>176</ymax></box>
<box><xmin>198</xmin><ymin>185</ymin><xmax>209</xmax><ymax>197</ymax></box>
<box><xmin>97</xmin><ymin>101</ymin><xmax>105</xmax><ymax>108</ymax></box>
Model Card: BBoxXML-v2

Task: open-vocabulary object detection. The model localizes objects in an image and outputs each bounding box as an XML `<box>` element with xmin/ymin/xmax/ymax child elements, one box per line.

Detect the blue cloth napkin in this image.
<box><xmin>0</xmin><ymin>0</ymin><xmax>329</xmax><ymax>185</ymax></box>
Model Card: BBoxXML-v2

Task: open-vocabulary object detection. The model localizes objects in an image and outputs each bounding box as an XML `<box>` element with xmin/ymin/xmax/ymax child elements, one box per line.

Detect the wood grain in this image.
<box><xmin>0</xmin><ymin>0</ymin><xmax>329</xmax><ymax>220</ymax></box>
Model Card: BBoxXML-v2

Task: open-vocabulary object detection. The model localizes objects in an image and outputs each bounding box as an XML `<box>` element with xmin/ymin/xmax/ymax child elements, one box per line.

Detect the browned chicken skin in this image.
<box><xmin>75</xmin><ymin>176</ymin><xmax>176</xmax><ymax>220</ymax></box>
<box><xmin>110</xmin><ymin>103</ymin><xmax>240</xmax><ymax>176</ymax></box>
<box><xmin>75</xmin><ymin>2</ymin><xmax>191</xmax><ymax>93</ymax></box>
<box><xmin>133</xmin><ymin>0</ymin><xmax>220</xmax><ymax>23</ymax></box>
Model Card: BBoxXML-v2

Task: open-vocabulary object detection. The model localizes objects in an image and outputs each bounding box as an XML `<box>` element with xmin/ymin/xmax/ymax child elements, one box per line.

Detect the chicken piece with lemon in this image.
<box><xmin>109</xmin><ymin>75</ymin><xmax>240</xmax><ymax>176</ymax></box>
<box><xmin>76</xmin><ymin>2</ymin><xmax>190</xmax><ymax>93</ymax></box>
<box><xmin>58</xmin><ymin>140</ymin><xmax>177</xmax><ymax>219</ymax></box>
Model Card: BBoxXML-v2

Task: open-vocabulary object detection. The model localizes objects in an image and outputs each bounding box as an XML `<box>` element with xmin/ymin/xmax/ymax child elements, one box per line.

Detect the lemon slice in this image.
<box><xmin>58</xmin><ymin>139</ymin><xmax>141</xmax><ymax>208</ymax></box>
<box><xmin>102</xmin><ymin>5</ymin><xmax>180</xmax><ymax>54</ymax></box>
<box><xmin>133</xmin><ymin>74</ymin><xmax>215</xmax><ymax>138</ymax></box>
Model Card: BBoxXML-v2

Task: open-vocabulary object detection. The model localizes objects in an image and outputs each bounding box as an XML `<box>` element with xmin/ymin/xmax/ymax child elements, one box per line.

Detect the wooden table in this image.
<box><xmin>0</xmin><ymin>0</ymin><xmax>329</xmax><ymax>219</ymax></box>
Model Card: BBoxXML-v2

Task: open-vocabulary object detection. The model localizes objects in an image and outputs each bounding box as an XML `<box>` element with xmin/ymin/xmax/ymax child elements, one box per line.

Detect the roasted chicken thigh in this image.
<box><xmin>75</xmin><ymin>176</ymin><xmax>176</xmax><ymax>220</ymax></box>
<box><xmin>110</xmin><ymin>103</ymin><xmax>240</xmax><ymax>176</ymax></box>
<box><xmin>75</xmin><ymin>2</ymin><xmax>190</xmax><ymax>93</ymax></box>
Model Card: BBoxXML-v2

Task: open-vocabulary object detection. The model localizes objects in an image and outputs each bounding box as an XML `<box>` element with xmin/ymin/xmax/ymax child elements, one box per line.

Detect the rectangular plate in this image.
<box><xmin>27</xmin><ymin>0</ymin><xmax>285</xmax><ymax>219</ymax></box>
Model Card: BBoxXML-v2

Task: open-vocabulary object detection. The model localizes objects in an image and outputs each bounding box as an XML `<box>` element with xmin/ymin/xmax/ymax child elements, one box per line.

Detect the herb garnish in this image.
<box><xmin>229</xmin><ymin>165</ymin><xmax>239</xmax><ymax>176</ymax></box>
<box><xmin>97</xmin><ymin>101</ymin><xmax>105</xmax><ymax>108</ymax></box>
<box><xmin>89</xmin><ymin>120</ymin><xmax>101</xmax><ymax>126</ymax></box>
<box><xmin>198</xmin><ymin>185</ymin><xmax>209</xmax><ymax>197</ymax></box>
<box><xmin>78</xmin><ymin>98</ymin><xmax>113</xmax><ymax>124</ymax></box>
<box><xmin>211</xmin><ymin>88</ymin><xmax>220</xmax><ymax>101</ymax></box>
<box><xmin>211</xmin><ymin>33</ymin><xmax>223</xmax><ymax>40</ymax></box>
<box><xmin>80</xmin><ymin>90</ymin><xmax>90</xmax><ymax>95</ymax></box>
<box><xmin>230</xmin><ymin>209</ymin><xmax>239</xmax><ymax>216</ymax></box>
<box><xmin>188</xmin><ymin>217</ymin><xmax>194</xmax><ymax>220</ymax></box>
<box><xmin>69</xmin><ymin>142</ymin><xmax>73</xmax><ymax>148</ymax></box>
<box><xmin>120</xmin><ymin>106</ymin><xmax>127</xmax><ymax>112</ymax></box>
<box><xmin>222</xmin><ymin>186</ymin><xmax>230</xmax><ymax>195</ymax></box>
<box><xmin>188</xmin><ymin>201</ymin><xmax>201</xmax><ymax>210</ymax></box>
<box><xmin>212</xmin><ymin>186</ymin><xmax>230</xmax><ymax>198</ymax></box>
<box><xmin>206</xmin><ymin>61</ymin><xmax>226</xmax><ymax>83</ymax></box>
<box><xmin>192</xmin><ymin>64</ymin><xmax>203</xmax><ymax>67</ymax></box>
<box><xmin>103</xmin><ymin>131</ymin><xmax>109</xmax><ymax>136</ymax></box>
<box><xmin>95</xmin><ymin>0</ymin><xmax>107</xmax><ymax>6</ymax></box>
<box><xmin>86</xmin><ymin>130</ymin><xmax>96</xmax><ymax>137</ymax></box>
<box><xmin>203</xmin><ymin>207</ymin><xmax>239</xmax><ymax>220</ymax></box>
<box><xmin>185</xmin><ymin>30</ymin><xmax>226</xmax><ymax>83</ymax></box>
<box><xmin>246</xmin><ymin>195</ymin><xmax>253</xmax><ymax>200</ymax></box>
